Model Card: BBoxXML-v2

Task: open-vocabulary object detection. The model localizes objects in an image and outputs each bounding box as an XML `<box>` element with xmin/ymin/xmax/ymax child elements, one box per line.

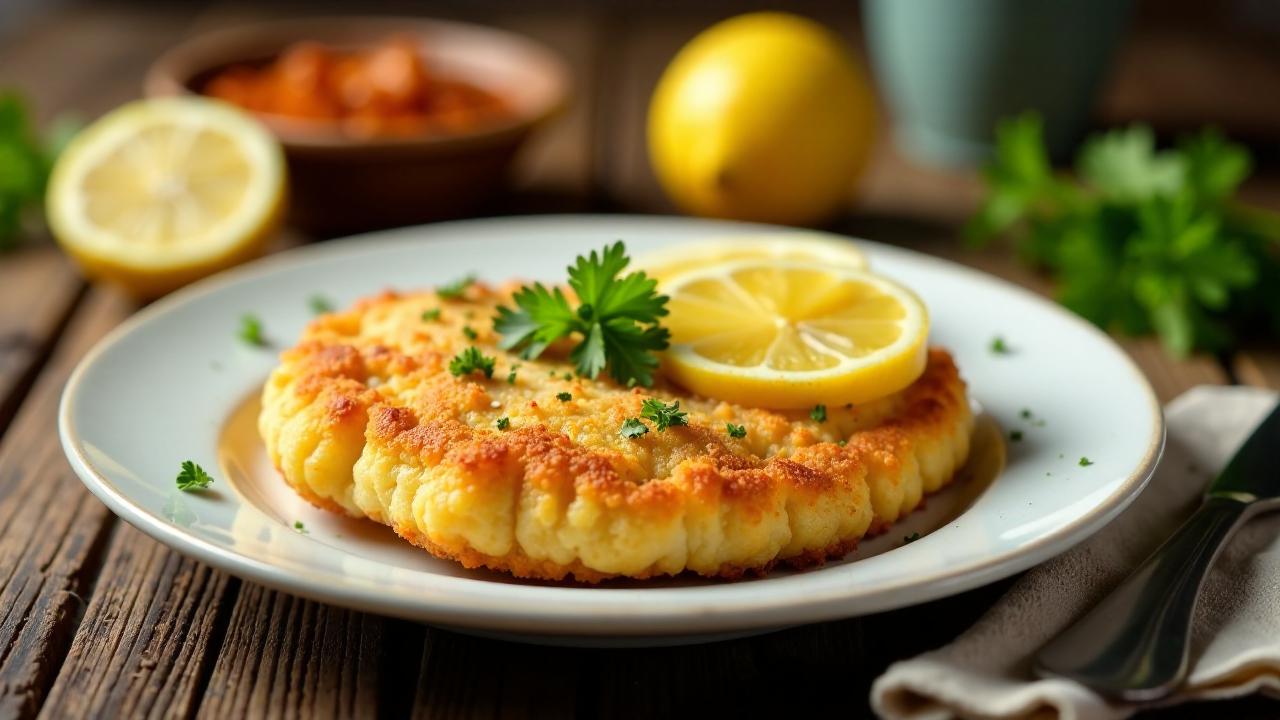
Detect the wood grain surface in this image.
<box><xmin>0</xmin><ymin>2</ymin><xmax>1277</xmax><ymax>718</ymax></box>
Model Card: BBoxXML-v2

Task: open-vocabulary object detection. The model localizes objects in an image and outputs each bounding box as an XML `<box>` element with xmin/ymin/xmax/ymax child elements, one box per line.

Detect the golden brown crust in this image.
<box><xmin>259</xmin><ymin>285</ymin><xmax>973</xmax><ymax>581</ymax></box>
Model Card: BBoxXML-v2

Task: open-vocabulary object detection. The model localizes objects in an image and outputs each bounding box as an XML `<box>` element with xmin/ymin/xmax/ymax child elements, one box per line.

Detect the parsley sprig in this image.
<box><xmin>494</xmin><ymin>242</ymin><xmax>670</xmax><ymax>387</ymax></box>
<box><xmin>968</xmin><ymin>113</ymin><xmax>1280</xmax><ymax>356</ymax></box>
<box><xmin>176</xmin><ymin>461</ymin><xmax>213</xmax><ymax>492</ymax></box>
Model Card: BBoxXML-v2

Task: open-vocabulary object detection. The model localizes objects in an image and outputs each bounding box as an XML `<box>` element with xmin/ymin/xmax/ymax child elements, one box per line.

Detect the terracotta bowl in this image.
<box><xmin>146</xmin><ymin>17</ymin><xmax>570</xmax><ymax>236</ymax></box>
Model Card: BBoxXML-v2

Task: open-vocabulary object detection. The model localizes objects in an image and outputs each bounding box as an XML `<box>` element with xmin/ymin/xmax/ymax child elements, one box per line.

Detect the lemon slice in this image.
<box><xmin>47</xmin><ymin>97</ymin><xmax>285</xmax><ymax>298</ymax></box>
<box><xmin>638</xmin><ymin>233</ymin><xmax>867</xmax><ymax>282</ymax></box>
<box><xmin>661</xmin><ymin>261</ymin><xmax>927</xmax><ymax>408</ymax></box>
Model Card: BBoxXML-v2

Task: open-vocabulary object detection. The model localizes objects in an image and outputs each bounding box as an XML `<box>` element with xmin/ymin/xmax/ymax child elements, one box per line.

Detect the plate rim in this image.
<box><xmin>58</xmin><ymin>214</ymin><xmax>1165</xmax><ymax>636</ymax></box>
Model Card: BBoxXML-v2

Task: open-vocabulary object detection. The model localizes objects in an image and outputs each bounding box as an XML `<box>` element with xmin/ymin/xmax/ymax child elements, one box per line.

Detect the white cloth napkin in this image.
<box><xmin>872</xmin><ymin>385</ymin><xmax>1280</xmax><ymax>720</ymax></box>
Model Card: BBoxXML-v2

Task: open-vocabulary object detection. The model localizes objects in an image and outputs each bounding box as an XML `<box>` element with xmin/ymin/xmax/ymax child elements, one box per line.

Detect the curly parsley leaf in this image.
<box><xmin>176</xmin><ymin>461</ymin><xmax>213</xmax><ymax>491</ymax></box>
<box><xmin>619</xmin><ymin>417</ymin><xmax>649</xmax><ymax>439</ymax></box>
<box><xmin>448</xmin><ymin>346</ymin><xmax>495</xmax><ymax>378</ymax></box>
<box><xmin>726</xmin><ymin>423</ymin><xmax>747</xmax><ymax>439</ymax></box>
<box><xmin>640</xmin><ymin>398</ymin><xmax>687</xmax><ymax>432</ymax></box>
<box><xmin>494</xmin><ymin>242</ymin><xmax>669</xmax><ymax>386</ymax></box>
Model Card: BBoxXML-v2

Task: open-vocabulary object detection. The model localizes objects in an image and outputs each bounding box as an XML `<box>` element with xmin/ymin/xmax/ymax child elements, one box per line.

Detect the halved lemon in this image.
<box><xmin>637</xmin><ymin>233</ymin><xmax>867</xmax><ymax>282</ymax></box>
<box><xmin>47</xmin><ymin>97</ymin><xmax>285</xmax><ymax>298</ymax></box>
<box><xmin>661</xmin><ymin>261</ymin><xmax>927</xmax><ymax>408</ymax></box>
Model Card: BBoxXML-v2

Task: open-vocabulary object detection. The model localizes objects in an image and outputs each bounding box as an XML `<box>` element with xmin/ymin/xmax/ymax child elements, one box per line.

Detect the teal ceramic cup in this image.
<box><xmin>863</xmin><ymin>0</ymin><xmax>1132</xmax><ymax>166</ymax></box>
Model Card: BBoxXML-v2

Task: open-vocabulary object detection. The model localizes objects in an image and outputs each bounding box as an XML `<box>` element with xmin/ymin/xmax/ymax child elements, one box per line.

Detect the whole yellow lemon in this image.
<box><xmin>648</xmin><ymin>12</ymin><xmax>876</xmax><ymax>226</ymax></box>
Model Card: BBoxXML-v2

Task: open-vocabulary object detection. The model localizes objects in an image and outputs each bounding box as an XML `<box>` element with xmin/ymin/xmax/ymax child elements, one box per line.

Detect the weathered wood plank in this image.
<box><xmin>0</xmin><ymin>249</ymin><xmax>82</xmax><ymax>435</ymax></box>
<box><xmin>0</xmin><ymin>289</ymin><xmax>133</xmax><ymax>719</ymax></box>
<box><xmin>196</xmin><ymin>584</ymin><xmax>386</xmax><ymax>720</ymax></box>
<box><xmin>409</xmin><ymin>628</ymin><xmax>577</xmax><ymax>720</ymax></box>
<box><xmin>1233</xmin><ymin>350</ymin><xmax>1280</xmax><ymax>390</ymax></box>
<box><xmin>37</xmin><ymin>526</ymin><xmax>235</xmax><ymax>720</ymax></box>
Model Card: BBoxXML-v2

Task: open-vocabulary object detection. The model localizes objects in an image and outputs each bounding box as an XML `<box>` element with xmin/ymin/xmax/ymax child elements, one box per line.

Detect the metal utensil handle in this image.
<box><xmin>1034</xmin><ymin>495</ymin><xmax>1250</xmax><ymax>701</ymax></box>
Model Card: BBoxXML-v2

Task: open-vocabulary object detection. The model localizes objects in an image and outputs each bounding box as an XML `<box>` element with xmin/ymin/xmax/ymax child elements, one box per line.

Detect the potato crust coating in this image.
<box><xmin>259</xmin><ymin>284</ymin><xmax>972</xmax><ymax>581</ymax></box>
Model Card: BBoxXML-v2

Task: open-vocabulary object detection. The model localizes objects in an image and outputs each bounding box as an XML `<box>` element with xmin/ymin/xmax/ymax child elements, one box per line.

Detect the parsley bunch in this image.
<box><xmin>494</xmin><ymin>242</ymin><xmax>670</xmax><ymax>386</ymax></box>
<box><xmin>0</xmin><ymin>92</ymin><xmax>69</xmax><ymax>251</ymax></box>
<box><xmin>968</xmin><ymin>113</ymin><xmax>1280</xmax><ymax>356</ymax></box>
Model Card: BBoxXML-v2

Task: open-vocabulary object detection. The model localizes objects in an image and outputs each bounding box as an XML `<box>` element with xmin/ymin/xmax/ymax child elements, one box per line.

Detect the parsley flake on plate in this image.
<box><xmin>238</xmin><ymin>314</ymin><xmax>266</xmax><ymax>346</ymax></box>
<box><xmin>309</xmin><ymin>295</ymin><xmax>334</xmax><ymax>315</ymax></box>
<box><xmin>556</xmin><ymin>391</ymin><xmax>572</xmax><ymax>402</ymax></box>
<box><xmin>641</xmin><ymin>398</ymin><xmax>687</xmax><ymax>431</ymax></box>
<box><xmin>496</xmin><ymin>416</ymin><xmax>510</xmax><ymax>430</ymax></box>
<box><xmin>176</xmin><ymin>460</ymin><xmax>213</xmax><ymax>492</ymax></box>
<box><xmin>990</xmin><ymin>336</ymin><xmax>1011</xmax><ymax>354</ymax></box>
<box><xmin>494</xmin><ymin>242</ymin><xmax>669</xmax><ymax>387</ymax></box>
<box><xmin>903</xmin><ymin>532</ymin><xmax>921</xmax><ymax>544</ymax></box>
<box><xmin>293</xmin><ymin>520</ymin><xmax>307</xmax><ymax>533</ymax></box>
<box><xmin>619</xmin><ymin>417</ymin><xmax>649</xmax><ymax>439</ymax></box>
<box><xmin>448</xmin><ymin>346</ymin><xmax>495</xmax><ymax>378</ymax></box>
<box><xmin>507</xmin><ymin>365</ymin><xmax>519</xmax><ymax>384</ymax></box>
<box><xmin>726</xmin><ymin>423</ymin><xmax>747</xmax><ymax>439</ymax></box>
<box><xmin>1010</xmin><ymin>430</ymin><xmax>1024</xmax><ymax>442</ymax></box>
<box><xmin>421</xmin><ymin>308</ymin><xmax>441</xmax><ymax>322</ymax></box>
<box><xmin>1079</xmin><ymin>456</ymin><xmax>1094</xmax><ymax>467</ymax></box>
<box><xmin>463</xmin><ymin>325</ymin><xmax>478</xmax><ymax>340</ymax></box>
<box><xmin>810</xmin><ymin>404</ymin><xmax>827</xmax><ymax>423</ymax></box>
<box><xmin>437</xmin><ymin>273</ymin><xmax>476</xmax><ymax>300</ymax></box>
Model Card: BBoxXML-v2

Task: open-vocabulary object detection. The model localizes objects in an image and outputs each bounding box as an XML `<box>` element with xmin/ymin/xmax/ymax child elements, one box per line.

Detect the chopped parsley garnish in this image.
<box><xmin>496</xmin><ymin>417</ymin><xmax>510</xmax><ymax>430</ymax></box>
<box><xmin>238</xmin><ymin>314</ymin><xmax>265</xmax><ymax>346</ymax></box>
<box><xmin>810</xmin><ymin>404</ymin><xmax>827</xmax><ymax>423</ymax></box>
<box><xmin>494</xmin><ymin>242</ymin><xmax>670</xmax><ymax>387</ymax></box>
<box><xmin>1010</xmin><ymin>430</ymin><xmax>1024</xmax><ymax>442</ymax></box>
<box><xmin>556</xmin><ymin>391</ymin><xmax>572</xmax><ymax>402</ymax></box>
<box><xmin>309</xmin><ymin>295</ymin><xmax>335</xmax><ymax>314</ymax></box>
<box><xmin>293</xmin><ymin>520</ymin><xmax>307</xmax><ymax>534</ymax></box>
<box><xmin>507</xmin><ymin>365</ymin><xmax>519</xmax><ymax>384</ymax></box>
<box><xmin>463</xmin><ymin>325</ymin><xmax>478</xmax><ymax>340</ymax></box>
<box><xmin>726</xmin><ymin>423</ymin><xmax>747</xmax><ymax>439</ymax></box>
<box><xmin>1079</xmin><ymin>456</ymin><xmax>1094</xmax><ymax>467</ymax></box>
<box><xmin>619</xmin><ymin>418</ymin><xmax>649</xmax><ymax>439</ymax></box>
<box><xmin>437</xmin><ymin>273</ymin><xmax>476</xmax><ymax>300</ymax></box>
<box><xmin>1019</xmin><ymin>408</ymin><xmax>1047</xmax><ymax>427</ymax></box>
<box><xmin>448</xmin><ymin>346</ymin><xmax>496</xmax><ymax>378</ymax></box>
<box><xmin>904</xmin><ymin>532</ymin><xmax>921</xmax><ymax>544</ymax></box>
<box><xmin>990</xmin><ymin>336</ymin><xmax>1011</xmax><ymax>354</ymax></box>
<box><xmin>641</xmin><ymin>398</ymin><xmax>688</xmax><ymax>431</ymax></box>
<box><xmin>176</xmin><ymin>461</ymin><xmax>213</xmax><ymax>491</ymax></box>
<box><xmin>421</xmin><ymin>308</ymin><xmax>441</xmax><ymax>322</ymax></box>
<box><xmin>563</xmin><ymin>372</ymin><xmax>573</xmax><ymax>381</ymax></box>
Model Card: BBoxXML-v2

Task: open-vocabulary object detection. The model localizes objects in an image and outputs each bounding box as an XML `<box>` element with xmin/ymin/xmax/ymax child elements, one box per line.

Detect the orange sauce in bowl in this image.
<box><xmin>203</xmin><ymin>37</ymin><xmax>512</xmax><ymax>138</ymax></box>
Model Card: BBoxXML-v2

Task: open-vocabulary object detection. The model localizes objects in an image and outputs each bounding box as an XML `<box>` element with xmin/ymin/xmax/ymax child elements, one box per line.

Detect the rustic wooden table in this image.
<box><xmin>2</xmin><ymin>2</ymin><xmax>1278</xmax><ymax>717</ymax></box>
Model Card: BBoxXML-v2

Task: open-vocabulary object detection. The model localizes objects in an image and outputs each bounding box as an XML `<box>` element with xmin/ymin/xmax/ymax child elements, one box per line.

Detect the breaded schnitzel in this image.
<box><xmin>259</xmin><ymin>283</ymin><xmax>972</xmax><ymax>581</ymax></box>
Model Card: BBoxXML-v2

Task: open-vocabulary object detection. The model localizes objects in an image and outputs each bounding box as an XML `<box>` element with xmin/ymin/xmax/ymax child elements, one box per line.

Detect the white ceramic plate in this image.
<box><xmin>60</xmin><ymin>215</ymin><xmax>1163</xmax><ymax>645</ymax></box>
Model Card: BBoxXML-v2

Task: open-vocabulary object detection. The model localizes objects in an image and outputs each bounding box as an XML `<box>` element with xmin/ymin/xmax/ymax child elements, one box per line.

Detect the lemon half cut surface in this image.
<box><xmin>661</xmin><ymin>261</ymin><xmax>929</xmax><ymax>409</ymax></box>
<box><xmin>47</xmin><ymin>97</ymin><xmax>285</xmax><ymax>298</ymax></box>
<box><xmin>637</xmin><ymin>233</ymin><xmax>868</xmax><ymax>281</ymax></box>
